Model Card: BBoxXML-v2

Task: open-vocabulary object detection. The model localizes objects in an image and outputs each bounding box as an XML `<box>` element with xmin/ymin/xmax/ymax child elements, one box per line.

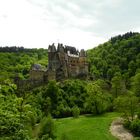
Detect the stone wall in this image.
<box><xmin>29</xmin><ymin>70</ymin><xmax>45</xmax><ymax>81</ymax></box>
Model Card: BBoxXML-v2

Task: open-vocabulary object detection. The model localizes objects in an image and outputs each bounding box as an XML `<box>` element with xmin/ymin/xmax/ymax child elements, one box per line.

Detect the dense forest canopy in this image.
<box><xmin>0</xmin><ymin>32</ymin><xmax>140</xmax><ymax>139</ymax></box>
<box><xmin>87</xmin><ymin>32</ymin><xmax>140</xmax><ymax>84</ymax></box>
<box><xmin>0</xmin><ymin>46</ymin><xmax>40</xmax><ymax>52</ymax></box>
<box><xmin>0</xmin><ymin>47</ymin><xmax>48</xmax><ymax>82</ymax></box>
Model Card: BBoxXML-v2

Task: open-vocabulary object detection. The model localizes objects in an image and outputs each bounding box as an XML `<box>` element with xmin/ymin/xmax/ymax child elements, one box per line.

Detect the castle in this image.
<box><xmin>30</xmin><ymin>43</ymin><xmax>88</xmax><ymax>81</ymax></box>
<box><xmin>15</xmin><ymin>43</ymin><xmax>88</xmax><ymax>90</ymax></box>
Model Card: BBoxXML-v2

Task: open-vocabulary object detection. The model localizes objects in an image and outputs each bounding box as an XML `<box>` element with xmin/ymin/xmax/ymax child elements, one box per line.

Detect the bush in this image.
<box><xmin>72</xmin><ymin>106</ymin><xmax>80</xmax><ymax>118</ymax></box>
<box><xmin>137</xmin><ymin>111</ymin><xmax>140</xmax><ymax>119</ymax></box>
<box><xmin>124</xmin><ymin>119</ymin><xmax>140</xmax><ymax>137</ymax></box>
<box><xmin>63</xmin><ymin>107</ymin><xmax>72</xmax><ymax>117</ymax></box>
<box><xmin>134</xmin><ymin>137</ymin><xmax>140</xmax><ymax>140</ymax></box>
<box><xmin>39</xmin><ymin>114</ymin><xmax>56</xmax><ymax>139</ymax></box>
<box><xmin>124</xmin><ymin>120</ymin><xmax>131</xmax><ymax>129</ymax></box>
<box><xmin>130</xmin><ymin>119</ymin><xmax>140</xmax><ymax>136</ymax></box>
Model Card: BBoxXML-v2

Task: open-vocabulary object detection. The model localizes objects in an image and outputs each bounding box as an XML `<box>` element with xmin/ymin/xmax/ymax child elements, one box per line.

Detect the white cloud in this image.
<box><xmin>0</xmin><ymin>0</ymin><xmax>140</xmax><ymax>50</ymax></box>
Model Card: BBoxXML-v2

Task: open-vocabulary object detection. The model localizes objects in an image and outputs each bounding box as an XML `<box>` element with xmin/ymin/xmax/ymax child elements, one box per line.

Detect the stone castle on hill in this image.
<box><xmin>15</xmin><ymin>43</ymin><xmax>88</xmax><ymax>90</ymax></box>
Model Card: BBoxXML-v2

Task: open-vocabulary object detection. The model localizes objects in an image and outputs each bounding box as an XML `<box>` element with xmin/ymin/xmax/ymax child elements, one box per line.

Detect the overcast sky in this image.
<box><xmin>0</xmin><ymin>0</ymin><xmax>140</xmax><ymax>50</ymax></box>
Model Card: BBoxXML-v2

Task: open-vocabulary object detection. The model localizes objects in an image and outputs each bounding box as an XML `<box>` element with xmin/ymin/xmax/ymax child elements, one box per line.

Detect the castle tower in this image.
<box><xmin>47</xmin><ymin>43</ymin><xmax>58</xmax><ymax>80</ymax></box>
<box><xmin>79</xmin><ymin>49</ymin><xmax>88</xmax><ymax>76</ymax></box>
<box><xmin>57</xmin><ymin>43</ymin><xmax>64</xmax><ymax>53</ymax></box>
<box><xmin>56</xmin><ymin>43</ymin><xmax>68</xmax><ymax>79</ymax></box>
<box><xmin>48</xmin><ymin>43</ymin><xmax>60</xmax><ymax>70</ymax></box>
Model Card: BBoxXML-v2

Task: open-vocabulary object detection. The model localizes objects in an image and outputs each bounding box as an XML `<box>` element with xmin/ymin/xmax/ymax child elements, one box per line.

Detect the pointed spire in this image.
<box><xmin>48</xmin><ymin>43</ymin><xmax>56</xmax><ymax>52</ymax></box>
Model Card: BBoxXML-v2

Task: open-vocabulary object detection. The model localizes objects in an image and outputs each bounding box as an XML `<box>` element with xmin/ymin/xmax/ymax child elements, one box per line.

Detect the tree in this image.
<box><xmin>39</xmin><ymin>114</ymin><xmax>56</xmax><ymax>139</ymax></box>
<box><xmin>114</xmin><ymin>92</ymin><xmax>139</xmax><ymax>121</ymax></box>
<box><xmin>85</xmin><ymin>82</ymin><xmax>108</xmax><ymax>114</ymax></box>
<box><xmin>0</xmin><ymin>94</ymin><xmax>32</xmax><ymax>140</ymax></box>
<box><xmin>42</xmin><ymin>80</ymin><xmax>61</xmax><ymax>115</ymax></box>
<box><xmin>132</xmin><ymin>72</ymin><xmax>140</xmax><ymax>96</ymax></box>
<box><xmin>111</xmin><ymin>73</ymin><xmax>124</xmax><ymax>97</ymax></box>
<box><xmin>128</xmin><ymin>60</ymin><xmax>137</xmax><ymax>77</ymax></box>
<box><xmin>72</xmin><ymin>106</ymin><xmax>80</xmax><ymax>118</ymax></box>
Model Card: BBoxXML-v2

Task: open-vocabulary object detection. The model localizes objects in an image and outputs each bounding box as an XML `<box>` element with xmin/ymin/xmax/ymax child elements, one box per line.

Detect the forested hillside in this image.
<box><xmin>0</xmin><ymin>47</ymin><xmax>48</xmax><ymax>82</ymax></box>
<box><xmin>88</xmin><ymin>32</ymin><xmax>140</xmax><ymax>85</ymax></box>
<box><xmin>0</xmin><ymin>32</ymin><xmax>140</xmax><ymax>139</ymax></box>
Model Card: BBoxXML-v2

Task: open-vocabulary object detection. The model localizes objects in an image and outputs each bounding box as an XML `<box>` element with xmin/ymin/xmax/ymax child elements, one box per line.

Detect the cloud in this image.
<box><xmin>27</xmin><ymin>0</ymin><xmax>140</xmax><ymax>35</ymax></box>
<box><xmin>0</xmin><ymin>0</ymin><xmax>140</xmax><ymax>49</ymax></box>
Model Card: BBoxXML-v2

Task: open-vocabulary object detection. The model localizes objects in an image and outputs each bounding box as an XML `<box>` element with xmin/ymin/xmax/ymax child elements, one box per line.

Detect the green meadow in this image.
<box><xmin>55</xmin><ymin>113</ymin><xmax>118</xmax><ymax>140</ymax></box>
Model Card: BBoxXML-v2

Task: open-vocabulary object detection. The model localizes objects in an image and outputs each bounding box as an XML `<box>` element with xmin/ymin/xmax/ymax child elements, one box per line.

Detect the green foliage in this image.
<box><xmin>87</xmin><ymin>32</ymin><xmax>140</xmax><ymax>84</ymax></box>
<box><xmin>0</xmin><ymin>93</ymin><xmax>31</xmax><ymax>140</ymax></box>
<box><xmin>72</xmin><ymin>106</ymin><xmax>80</xmax><ymax>118</ymax></box>
<box><xmin>32</xmin><ymin>79</ymin><xmax>114</xmax><ymax>118</ymax></box>
<box><xmin>0</xmin><ymin>48</ymin><xmax>48</xmax><ymax>81</ymax></box>
<box><xmin>114</xmin><ymin>92</ymin><xmax>139</xmax><ymax>121</ymax></box>
<box><xmin>124</xmin><ymin>119</ymin><xmax>140</xmax><ymax>137</ymax></box>
<box><xmin>87</xmin><ymin>32</ymin><xmax>140</xmax><ymax>138</ymax></box>
<box><xmin>132</xmin><ymin>72</ymin><xmax>140</xmax><ymax>96</ymax></box>
<box><xmin>0</xmin><ymin>82</ymin><xmax>42</xmax><ymax>139</ymax></box>
<box><xmin>41</xmin><ymin>81</ymin><xmax>61</xmax><ymax>116</ymax></box>
<box><xmin>39</xmin><ymin>114</ymin><xmax>56</xmax><ymax>140</ymax></box>
<box><xmin>38</xmin><ymin>79</ymin><xmax>88</xmax><ymax>118</ymax></box>
<box><xmin>0</xmin><ymin>79</ymin><xmax>17</xmax><ymax>95</ymax></box>
<box><xmin>85</xmin><ymin>82</ymin><xmax>112</xmax><ymax>114</ymax></box>
<box><xmin>111</xmin><ymin>72</ymin><xmax>126</xmax><ymax>97</ymax></box>
<box><xmin>130</xmin><ymin>119</ymin><xmax>140</xmax><ymax>136</ymax></box>
<box><xmin>60</xmin><ymin>79</ymin><xmax>87</xmax><ymax>109</ymax></box>
<box><xmin>134</xmin><ymin>137</ymin><xmax>140</xmax><ymax>140</ymax></box>
<box><xmin>138</xmin><ymin>111</ymin><xmax>140</xmax><ymax>119</ymax></box>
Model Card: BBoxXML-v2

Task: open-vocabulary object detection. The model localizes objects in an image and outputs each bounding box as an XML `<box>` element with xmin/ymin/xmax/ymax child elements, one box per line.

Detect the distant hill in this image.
<box><xmin>0</xmin><ymin>47</ymin><xmax>48</xmax><ymax>82</ymax></box>
<box><xmin>87</xmin><ymin>32</ymin><xmax>140</xmax><ymax>84</ymax></box>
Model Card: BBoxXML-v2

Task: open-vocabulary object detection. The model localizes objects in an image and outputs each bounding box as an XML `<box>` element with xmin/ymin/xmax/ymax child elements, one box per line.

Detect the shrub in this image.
<box><xmin>72</xmin><ymin>106</ymin><xmax>80</xmax><ymax>118</ymax></box>
<box><xmin>39</xmin><ymin>114</ymin><xmax>56</xmax><ymax>139</ymax></box>
<box><xmin>134</xmin><ymin>137</ymin><xmax>140</xmax><ymax>140</ymax></box>
<box><xmin>129</xmin><ymin>119</ymin><xmax>140</xmax><ymax>136</ymax></box>
<box><xmin>124</xmin><ymin>120</ymin><xmax>131</xmax><ymax>129</ymax></box>
<box><xmin>124</xmin><ymin>119</ymin><xmax>140</xmax><ymax>137</ymax></box>
<box><xmin>137</xmin><ymin>111</ymin><xmax>140</xmax><ymax>119</ymax></box>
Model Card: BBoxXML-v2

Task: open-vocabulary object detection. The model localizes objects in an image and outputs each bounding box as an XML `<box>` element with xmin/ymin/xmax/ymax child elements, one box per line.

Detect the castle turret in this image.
<box><xmin>57</xmin><ymin>43</ymin><xmax>68</xmax><ymax>79</ymax></box>
<box><xmin>48</xmin><ymin>43</ymin><xmax>56</xmax><ymax>52</ymax></box>
<box><xmin>79</xmin><ymin>49</ymin><xmax>86</xmax><ymax>57</ymax></box>
<box><xmin>79</xmin><ymin>49</ymin><xmax>88</xmax><ymax>77</ymax></box>
<box><xmin>48</xmin><ymin>43</ymin><xmax>58</xmax><ymax>70</ymax></box>
<box><xmin>57</xmin><ymin>43</ymin><xmax>64</xmax><ymax>53</ymax></box>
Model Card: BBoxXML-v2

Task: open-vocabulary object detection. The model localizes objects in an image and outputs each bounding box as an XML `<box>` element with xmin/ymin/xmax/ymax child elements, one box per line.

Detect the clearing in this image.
<box><xmin>55</xmin><ymin>113</ymin><xmax>119</xmax><ymax>140</ymax></box>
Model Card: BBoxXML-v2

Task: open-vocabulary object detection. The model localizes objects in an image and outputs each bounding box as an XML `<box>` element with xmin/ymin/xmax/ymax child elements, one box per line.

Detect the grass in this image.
<box><xmin>55</xmin><ymin>112</ymin><xmax>119</xmax><ymax>140</ymax></box>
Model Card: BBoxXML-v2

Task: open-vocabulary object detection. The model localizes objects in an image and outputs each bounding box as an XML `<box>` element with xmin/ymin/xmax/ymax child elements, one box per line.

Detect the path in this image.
<box><xmin>110</xmin><ymin>118</ymin><xmax>133</xmax><ymax>140</ymax></box>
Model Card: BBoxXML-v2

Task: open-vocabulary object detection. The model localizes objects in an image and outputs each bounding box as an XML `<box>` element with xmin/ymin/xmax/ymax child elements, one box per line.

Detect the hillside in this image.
<box><xmin>0</xmin><ymin>47</ymin><xmax>48</xmax><ymax>82</ymax></box>
<box><xmin>87</xmin><ymin>32</ymin><xmax>140</xmax><ymax>84</ymax></box>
